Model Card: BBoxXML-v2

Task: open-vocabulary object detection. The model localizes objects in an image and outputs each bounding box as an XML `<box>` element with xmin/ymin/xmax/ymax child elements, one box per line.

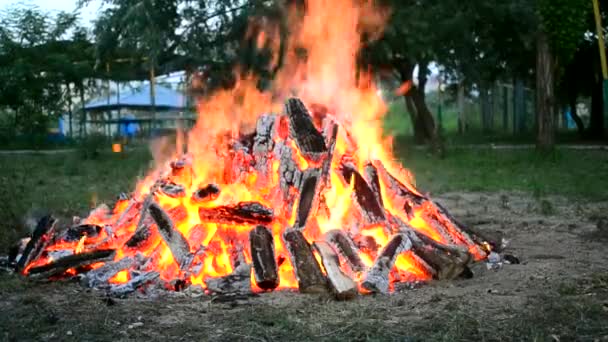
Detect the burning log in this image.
<box><xmin>28</xmin><ymin>249</ymin><xmax>116</xmax><ymax>279</ymax></box>
<box><xmin>294</xmin><ymin>168</ymin><xmax>321</xmax><ymax>230</ymax></box>
<box><xmin>312</xmin><ymin>241</ymin><xmax>358</xmax><ymax>300</ymax></box>
<box><xmin>110</xmin><ymin>271</ymin><xmax>160</xmax><ymax>297</ymax></box>
<box><xmin>339</xmin><ymin>159</ymin><xmax>386</xmax><ymax>225</ymax></box>
<box><xmin>276</xmin><ymin>141</ymin><xmax>303</xmax><ymax>214</ymax></box>
<box><xmin>199</xmin><ymin>202</ymin><xmax>274</xmax><ymax>225</ymax></box>
<box><xmin>282</xmin><ymin>228</ymin><xmax>327</xmax><ymax>293</ymax></box>
<box><xmin>82</xmin><ymin>257</ymin><xmax>134</xmax><ymax>288</ymax></box>
<box><xmin>362</xmin><ymin>233</ymin><xmax>412</xmax><ymax>294</ymax></box>
<box><xmin>285</xmin><ymin>98</ymin><xmax>327</xmax><ymax>161</ymax></box>
<box><xmin>191</xmin><ymin>184</ymin><xmax>221</xmax><ymax>204</ymax></box>
<box><xmin>159</xmin><ymin>182</ymin><xmax>186</xmax><ymax>198</ymax></box>
<box><xmin>252</xmin><ymin>114</ymin><xmax>277</xmax><ymax>180</ymax></box>
<box><xmin>148</xmin><ymin>202</ymin><xmax>192</xmax><ymax>270</ymax></box>
<box><xmin>324</xmin><ymin>230</ymin><xmax>366</xmax><ymax>275</ymax></box>
<box><xmin>363</xmin><ymin>162</ymin><xmax>384</xmax><ymax>207</ymax></box>
<box><xmin>16</xmin><ymin>215</ymin><xmax>58</xmax><ymax>272</ymax></box>
<box><xmin>63</xmin><ymin>224</ymin><xmax>102</xmax><ymax>242</ymax></box>
<box><xmin>205</xmin><ymin>262</ymin><xmax>252</xmax><ymax>296</ymax></box>
<box><xmin>249</xmin><ymin>226</ymin><xmax>279</xmax><ymax>291</ymax></box>
<box><xmin>371</xmin><ymin>160</ymin><xmax>425</xmax><ymax>206</ymax></box>
<box><xmin>409</xmin><ymin>232</ymin><xmax>472</xmax><ymax>280</ymax></box>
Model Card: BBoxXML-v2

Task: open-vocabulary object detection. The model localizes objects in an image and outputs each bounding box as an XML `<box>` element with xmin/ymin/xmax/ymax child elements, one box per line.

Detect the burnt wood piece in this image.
<box><xmin>160</xmin><ymin>182</ymin><xmax>186</xmax><ymax>198</ymax></box>
<box><xmin>199</xmin><ymin>202</ymin><xmax>274</xmax><ymax>225</ymax></box>
<box><xmin>361</xmin><ymin>233</ymin><xmax>412</xmax><ymax>294</ymax></box>
<box><xmin>8</xmin><ymin>238</ymin><xmax>30</xmax><ymax>267</ymax></box>
<box><xmin>205</xmin><ymin>263</ymin><xmax>252</xmax><ymax>295</ymax></box>
<box><xmin>252</xmin><ymin>114</ymin><xmax>277</xmax><ymax>179</ymax></box>
<box><xmin>324</xmin><ymin>230</ymin><xmax>367</xmax><ymax>274</ymax></box>
<box><xmin>371</xmin><ymin>160</ymin><xmax>426</xmax><ymax>206</ymax></box>
<box><xmin>313</xmin><ymin>241</ymin><xmax>358</xmax><ymax>300</ymax></box>
<box><xmin>148</xmin><ymin>202</ymin><xmax>192</xmax><ymax>270</ymax></box>
<box><xmin>113</xmin><ymin>199</ymin><xmax>140</xmax><ymax>230</ymax></box>
<box><xmin>110</xmin><ymin>271</ymin><xmax>160</xmax><ymax>297</ymax></box>
<box><xmin>191</xmin><ymin>184</ymin><xmax>221</xmax><ymax>203</ymax></box>
<box><xmin>276</xmin><ymin>141</ymin><xmax>302</xmax><ymax>214</ymax></box>
<box><xmin>249</xmin><ymin>226</ymin><xmax>279</xmax><ymax>290</ymax></box>
<box><xmin>28</xmin><ymin>249</ymin><xmax>116</xmax><ymax>279</ymax></box>
<box><xmin>294</xmin><ymin>168</ymin><xmax>321</xmax><ymax>230</ymax></box>
<box><xmin>63</xmin><ymin>224</ymin><xmax>102</xmax><ymax>242</ymax></box>
<box><xmin>285</xmin><ymin>98</ymin><xmax>327</xmax><ymax>161</ymax></box>
<box><xmin>409</xmin><ymin>230</ymin><xmax>472</xmax><ymax>280</ymax></box>
<box><xmin>82</xmin><ymin>257</ymin><xmax>134</xmax><ymax>288</ymax></box>
<box><xmin>433</xmin><ymin>201</ymin><xmax>492</xmax><ymax>254</ymax></box>
<box><xmin>282</xmin><ymin>228</ymin><xmax>328</xmax><ymax>293</ymax></box>
<box><xmin>339</xmin><ymin>160</ymin><xmax>386</xmax><ymax>225</ymax></box>
<box><xmin>16</xmin><ymin>215</ymin><xmax>58</xmax><ymax>272</ymax></box>
<box><xmin>363</xmin><ymin>162</ymin><xmax>384</xmax><ymax>207</ymax></box>
<box><xmin>124</xmin><ymin>222</ymin><xmax>154</xmax><ymax>248</ymax></box>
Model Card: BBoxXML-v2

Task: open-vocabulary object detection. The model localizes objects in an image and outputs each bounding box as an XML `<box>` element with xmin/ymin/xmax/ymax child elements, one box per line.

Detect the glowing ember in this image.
<box><xmin>12</xmin><ymin>0</ymin><xmax>491</xmax><ymax>297</ymax></box>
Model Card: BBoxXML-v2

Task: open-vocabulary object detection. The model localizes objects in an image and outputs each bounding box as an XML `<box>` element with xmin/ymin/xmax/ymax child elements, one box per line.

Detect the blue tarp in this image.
<box><xmin>84</xmin><ymin>84</ymin><xmax>186</xmax><ymax>111</ymax></box>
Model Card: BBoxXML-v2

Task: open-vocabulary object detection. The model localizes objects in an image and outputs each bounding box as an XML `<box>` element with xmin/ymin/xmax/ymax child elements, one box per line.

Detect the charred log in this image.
<box><xmin>148</xmin><ymin>202</ymin><xmax>192</xmax><ymax>270</ymax></box>
<box><xmin>285</xmin><ymin>98</ymin><xmax>327</xmax><ymax>161</ymax></box>
<box><xmin>313</xmin><ymin>241</ymin><xmax>358</xmax><ymax>300</ymax></box>
<box><xmin>249</xmin><ymin>226</ymin><xmax>279</xmax><ymax>291</ymax></box>
<box><xmin>282</xmin><ymin>228</ymin><xmax>327</xmax><ymax>293</ymax></box>
<box><xmin>28</xmin><ymin>249</ymin><xmax>116</xmax><ymax>279</ymax></box>
<box><xmin>16</xmin><ymin>215</ymin><xmax>58</xmax><ymax>272</ymax></box>
<box><xmin>324</xmin><ymin>230</ymin><xmax>366</xmax><ymax>274</ymax></box>
<box><xmin>205</xmin><ymin>262</ymin><xmax>251</xmax><ymax>295</ymax></box>
<box><xmin>63</xmin><ymin>224</ymin><xmax>102</xmax><ymax>242</ymax></box>
<box><xmin>199</xmin><ymin>202</ymin><xmax>274</xmax><ymax>225</ymax></box>
<box><xmin>110</xmin><ymin>271</ymin><xmax>160</xmax><ymax>297</ymax></box>
<box><xmin>409</xmin><ymin>232</ymin><xmax>472</xmax><ymax>280</ymax></box>
<box><xmin>82</xmin><ymin>257</ymin><xmax>134</xmax><ymax>288</ymax></box>
<box><xmin>191</xmin><ymin>184</ymin><xmax>221</xmax><ymax>204</ymax></box>
<box><xmin>372</xmin><ymin>160</ymin><xmax>425</xmax><ymax>206</ymax></box>
<box><xmin>252</xmin><ymin>114</ymin><xmax>277</xmax><ymax>179</ymax></box>
<box><xmin>159</xmin><ymin>182</ymin><xmax>186</xmax><ymax>198</ymax></box>
<box><xmin>276</xmin><ymin>141</ymin><xmax>302</xmax><ymax>214</ymax></box>
<box><xmin>362</xmin><ymin>233</ymin><xmax>412</xmax><ymax>294</ymax></box>
<box><xmin>294</xmin><ymin>168</ymin><xmax>321</xmax><ymax>230</ymax></box>
<box><xmin>339</xmin><ymin>160</ymin><xmax>386</xmax><ymax>225</ymax></box>
<box><xmin>363</xmin><ymin>162</ymin><xmax>384</xmax><ymax>207</ymax></box>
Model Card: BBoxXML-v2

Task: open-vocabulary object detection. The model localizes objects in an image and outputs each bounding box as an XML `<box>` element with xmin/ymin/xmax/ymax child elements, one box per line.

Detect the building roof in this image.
<box><xmin>84</xmin><ymin>84</ymin><xmax>187</xmax><ymax>112</ymax></box>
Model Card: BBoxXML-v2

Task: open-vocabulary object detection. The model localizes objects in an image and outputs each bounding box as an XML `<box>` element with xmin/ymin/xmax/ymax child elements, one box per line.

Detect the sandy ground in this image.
<box><xmin>1</xmin><ymin>192</ymin><xmax>607</xmax><ymax>341</ymax></box>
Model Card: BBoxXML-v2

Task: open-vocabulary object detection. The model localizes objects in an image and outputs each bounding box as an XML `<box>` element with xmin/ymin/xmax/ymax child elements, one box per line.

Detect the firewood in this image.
<box><xmin>363</xmin><ymin>162</ymin><xmax>384</xmax><ymax>207</ymax></box>
<box><xmin>433</xmin><ymin>201</ymin><xmax>491</xmax><ymax>254</ymax></box>
<box><xmin>110</xmin><ymin>271</ymin><xmax>160</xmax><ymax>297</ymax></box>
<box><xmin>63</xmin><ymin>224</ymin><xmax>102</xmax><ymax>242</ymax></box>
<box><xmin>324</xmin><ymin>230</ymin><xmax>367</xmax><ymax>274</ymax></box>
<box><xmin>191</xmin><ymin>184</ymin><xmax>221</xmax><ymax>203</ymax></box>
<box><xmin>282</xmin><ymin>228</ymin><xmax>328</xmax><ymax>293</ymax></box>
<box><xmin>409</xmin><ymin>230</ymin><xmax>472</xmax><ymax>280</ymax></box>
<box><xmin>285</xmin><ymin>98</ymin><xmax>327</xmax><ymax>161</ymax></box>
<box><xmin>276</xmin><ymin>141</ymin><xmax>302</xmax><ymax>214</ymax></box>
<box><xmin>371</xmin><ymin>160</ymin><xmax>425</xmax><ymax>206</ymax></box>
<box><xmin>361</xmin><ymin>233</ymin><xmax>412</xmax><ymax>294</ymax></box>
<box><xmin>294</xmin><ymin>168</ymin><xmax>321</xmax><ymax>230</ymax></box>
<box><xmin>249</xmin><ymin>226</ymin><xmax>279</xmax><ymax>290</ymax></box>
<box><xmin>205</xmin><ymin>262</ymin><xmax>252</xmax><ymax>295</ymax></box>
<box><xmin>339</xmin><ymin>160</ymin><xmax>386</xmax><ymax>225</ymax></box>
<box><xmin>82</xmin><ymin>257</ymin><xmax>134</xmax><ymax>288</ymax></box>
<box><xmin>148</xmin><ymin>202</ymin><xmax>192</xmax><ymax>270</ymax></box>
<box><xmin>16</xmin><ymin>215</ymin><xmax>58</xmax><ymax>272</ymax></box>
<box><xmin>28</xmin><ymin>249</ymin><xmax>116</xmax><ymax>279</ymax></box>
<box><xmin>124</xmin><ymin>222</ymin><xmax>155</xmax><ymax>248</ymax></box>
<box><xmin>252</xmin><ymin>114</ymin><xmax>277</xmax><ymax>180</ymax></box>
<box><xmin>313</xmin><ymin>241</ymin><xmax>358</xmax><ymax>300</ymax></box>
<box><xmin>199</xmin><ymin>202</ymin><xmax>274</xmax><ymax>225</ymax></box>
<box><xmin>159</xmin><ymin>181</ymin><xmax>186</xmax><ymax>198</ymax></box>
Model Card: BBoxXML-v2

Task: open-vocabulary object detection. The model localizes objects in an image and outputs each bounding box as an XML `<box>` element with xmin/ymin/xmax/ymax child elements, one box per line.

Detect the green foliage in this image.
<box><xmin>78</xmin><ymin>134</ymin><xmax>108</xmax><ymax>159</ymax></box>
<box><xmin>538</xmin><ymin>0</ymin><xmax>590</xmax><ymax>64</ymax></box>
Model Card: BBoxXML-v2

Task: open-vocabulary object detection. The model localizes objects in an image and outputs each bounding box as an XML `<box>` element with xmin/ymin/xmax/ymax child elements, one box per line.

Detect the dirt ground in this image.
<box><xmin>1</xmin><ymin>192</ymin><xmax>607</xmax><ymax>341</ymax></box>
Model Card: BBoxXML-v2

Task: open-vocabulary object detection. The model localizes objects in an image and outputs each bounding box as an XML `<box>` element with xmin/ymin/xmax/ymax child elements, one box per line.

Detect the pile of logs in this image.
<box><xmin>7</xmin><ymin>97</ymin><xmax>496</xmax><ymax>300</ymax></box>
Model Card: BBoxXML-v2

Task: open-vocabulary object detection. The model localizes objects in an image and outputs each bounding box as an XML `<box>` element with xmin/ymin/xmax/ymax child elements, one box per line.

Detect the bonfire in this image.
<box><xmin>7</xmin><ymin>0</ymin><xmax>502</xmax><ymax>300</ymax></box>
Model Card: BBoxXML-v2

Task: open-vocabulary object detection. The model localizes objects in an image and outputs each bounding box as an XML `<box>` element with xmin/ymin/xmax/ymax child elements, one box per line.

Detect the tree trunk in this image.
<box><xmin>458</xmin><ymin>82</ymin><xmax>466</xmax><ymax>134</ymax></box>
<box><xmin>66</xmin><ymin>82</ymin><xmax>73</xmax><ymax>138</ymax></box>
<box><xmin>536</xmin><ymin>31</ymin><xmax>556</xmax><ymax>150</ymax></box>
<box><xmin>589</xmin><ymin>78</ymin><xmax>604</xmax><ymax>139</ymax></box>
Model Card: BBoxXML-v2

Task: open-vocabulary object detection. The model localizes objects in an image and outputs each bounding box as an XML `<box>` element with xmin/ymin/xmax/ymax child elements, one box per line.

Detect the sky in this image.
<box><xmin>1</xmin><ymin>0</ymin><xmax>102</xmax><ymax>26</ymax></box>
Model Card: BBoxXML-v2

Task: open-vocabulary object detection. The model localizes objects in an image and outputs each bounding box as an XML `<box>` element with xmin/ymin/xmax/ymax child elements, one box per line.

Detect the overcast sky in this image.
<box><xmin>1</xmin><ymin>0</ymin><xmax>102</xmax><ymax>25</ymax></box>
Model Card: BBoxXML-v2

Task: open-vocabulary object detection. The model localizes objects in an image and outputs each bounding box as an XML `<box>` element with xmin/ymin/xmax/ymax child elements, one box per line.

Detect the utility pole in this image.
<box><xmin>592</xmin><ymin>0</ymin><xmax>608</xmax><ymax>131</ymax></box>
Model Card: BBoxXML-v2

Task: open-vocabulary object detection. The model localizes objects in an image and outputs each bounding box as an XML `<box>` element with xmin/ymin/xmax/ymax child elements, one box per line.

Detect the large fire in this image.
<box><xmin>17</xmin><ymin>0</ymin><xmax>488</xmax><ymax>296</ymax></box>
